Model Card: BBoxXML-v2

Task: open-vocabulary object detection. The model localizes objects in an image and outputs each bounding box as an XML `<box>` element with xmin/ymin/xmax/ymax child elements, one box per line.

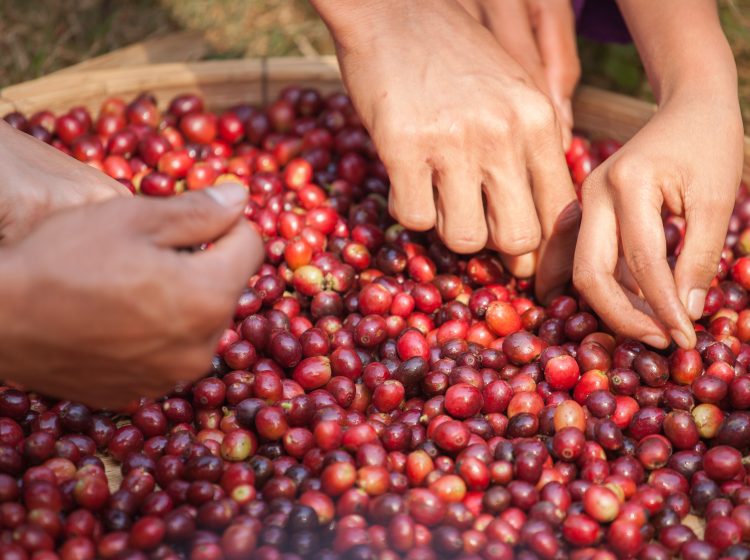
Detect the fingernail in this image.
<box><xmin>205</xmin><ymin>183</ymin><xmax>247</xmax><ymax>208</ymax></box>
<box><xmin>687</xmin><ymin>289</ymin><xmax>707</xmax><ymax>319</ymax></box>
<box><xmin>670</xmin><ymin>329</ymin><xmax>691</xmax><ymax>349</ymax></box>
<box><xmin>642</xmin><ymin>334</ymin><xmax>668</xmax><ymax>349</ymax></box>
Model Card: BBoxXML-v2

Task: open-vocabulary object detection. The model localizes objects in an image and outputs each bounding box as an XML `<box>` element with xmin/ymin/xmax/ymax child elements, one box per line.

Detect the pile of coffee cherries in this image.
<box><xmin>2</xmin><ymin>86</ymin><xmax>750</xmax><ymax>560</ymax></box>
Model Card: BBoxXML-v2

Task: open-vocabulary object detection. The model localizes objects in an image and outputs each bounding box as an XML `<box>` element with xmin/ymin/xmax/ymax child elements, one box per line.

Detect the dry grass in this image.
<box><xmin>163</xmin><ymin>0</ymin><xmax>332</xmax><ymax>58</ymax></box>
<box><xmin>0</xmin><ymin>0</ymin><xmax>176</xmax><ymax>86</ymax></box>
<box><xmin>1</xmin><ymin>0</ymin><xmax>749</xmax><ymax>125</ymax></box>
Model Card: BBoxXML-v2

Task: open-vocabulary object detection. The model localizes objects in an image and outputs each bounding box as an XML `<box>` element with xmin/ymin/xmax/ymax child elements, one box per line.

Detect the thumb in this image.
<box><xmin>674</xmin><ymin>200</ymin><xmax>732</xmax><ymax>320</ymax></box>
<box><xmin>136</xmin><ymin>183</ymin><xmax>249</xmax><ymax>248</ymax></box>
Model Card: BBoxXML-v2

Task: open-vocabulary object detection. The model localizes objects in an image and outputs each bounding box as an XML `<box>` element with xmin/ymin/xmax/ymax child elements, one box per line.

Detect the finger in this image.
<box><xmin>484</xmin><ymin>158</ymin><xmax>542</xmax><ymax>257</ymax></box>
<box><xmin>80</xmin><ymin>177</ymin><xmax>133</xmax><ymax>201</ymax></box>
<box><xmin>435</xmin><ymin>161</ymin><xmax>487</xmax><ymax>254</ymax></box>
<box><xmin>526</xmin><ymin>121</ymin><xmax>581</xmax><ymax>302</ymax></box>
<box><xmin>614</xmin><ymin>177</ymin><xmax>695</xmax><ymax>348</ymax></box>
<box><xmin>615</xmin><ymin>256</ymin><xmax>641</xmax><ymax>295</ymax></box>
<box><xmin>529</xmin><ymin>0</ymin><xmax>580</xmax><ymax>135</ymax></box>
<box><xmin>573</xmin><ymin>175</ymin><xmax>670</xmax><ymax>347</ymax></box>
<box><xmin>674</xmin><ymin>198</ymin><xmax>731</xmax><ymax>320</ymax></box>
<box><xmin>387</xmin><ymin>160</ymin><xmax>436</xmax><ymax>231</ymax></box>
<box><xmin>499</xmin><ymin>252</ymin><xmax>537</xmax><ymax>279</ymax></box>
<box><xmin>137</xmin><ymin>183</ymin><xmax>248</xmax><ymax>248</ymax></box>
<box><xmin>487</xmin><ymin>236</ymin><xmax>538</xmax><ymax>278</ymax></box>
<box><xmin>534</xmin><ymin>200</ymin><xmax>580</xmax><ymax>302</ymax></box>
<box><xmin>481</xmin><ymin>0</ymin><xmax>549</xmax><ymax>93</ymax></box>
<box><xmin>455</xmin><ymin>0</ymin><xmax>483</xmax><ymax>20</ymax></box>
<box><xmin>188</xmin><ymin>218</ymin><xmax>265</xmax><ymax>295</ymax></box>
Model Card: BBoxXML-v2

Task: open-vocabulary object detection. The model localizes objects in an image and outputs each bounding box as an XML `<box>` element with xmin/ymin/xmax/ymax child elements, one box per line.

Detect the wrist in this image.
<box><xmin>310</xmin><ymin>0</ymin><xmax>458</xmax><ymax>52</ymax></box>
<box><xmin>656</xmin><ymin>45</ymin><xmax>738</xmax><ymax>108</ymax></box>
<box><xmin>617</xmin><ymin>1</ymin><xmax>737</xmax><ymax>107</ymax></box>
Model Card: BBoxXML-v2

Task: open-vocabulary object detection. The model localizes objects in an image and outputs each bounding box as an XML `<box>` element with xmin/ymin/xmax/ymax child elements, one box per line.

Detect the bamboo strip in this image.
<box><xmin>0</xmin><ymin>101</ymin><xmax>16</xmax><ymax>115</ymax></box>
<box><xmin>50</xmin><ymin>31</ymin><xmax>209</xmax><ymax>75</ymax></box>
<box><xmin>0</xmin><ymin>57</ymin><xmax>342</xmax><ymax>115</ymax></box>
<box><xmin>574</xmin><ymin>85</ymin><xmax>750</xmax><ymax>184</ymax></box>
<box><xmin>572</xmin><ymin>85</ymin><xmax>656</xmax><ymax>142</ymax></box>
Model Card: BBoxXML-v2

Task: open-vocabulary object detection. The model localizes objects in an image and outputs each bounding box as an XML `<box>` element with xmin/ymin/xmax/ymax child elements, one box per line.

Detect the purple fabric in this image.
<box><xmin>573</xmin><ymin>0</ymin><xmax>631</xmax><ymax>44</ymax></box>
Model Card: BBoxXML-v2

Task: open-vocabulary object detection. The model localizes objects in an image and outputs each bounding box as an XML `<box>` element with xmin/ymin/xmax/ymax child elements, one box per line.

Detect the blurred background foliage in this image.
<box><xmin>1</xmin><ymin>0</ymin><xmax>749</xmax><ymax>125</ymax></box>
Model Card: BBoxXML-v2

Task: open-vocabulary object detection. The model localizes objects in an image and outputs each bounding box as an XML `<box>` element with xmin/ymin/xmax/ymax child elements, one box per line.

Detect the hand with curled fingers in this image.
<box><xmin>0</xmin><ymin>183</ymin><xmax>263</xmax><ymax>409</ymax></box>
<box><xmin>572</xmin><ymin>0</ymin><xmax>743</xmax><ymax>350</ymax></box>
<box><xmin>313</xmin><ymin>0</ymin><xmax>581</xmax><ymax>302</ymax></box>
<box><xmin>573</xmin><ymin>97</ymin><xmax>743</xmax><ymax>349</ymax></box>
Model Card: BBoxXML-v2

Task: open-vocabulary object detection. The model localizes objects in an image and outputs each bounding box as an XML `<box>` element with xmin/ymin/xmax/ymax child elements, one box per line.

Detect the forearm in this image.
<box><xmin>616</xmin><ymin>0</ymin><xmax>737</xmax><ymax>104</ymax></box>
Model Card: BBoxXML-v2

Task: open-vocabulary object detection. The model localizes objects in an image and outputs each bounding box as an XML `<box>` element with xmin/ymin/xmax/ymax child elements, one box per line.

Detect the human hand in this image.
<box><xmin>573</xmin><ymin>95</ymin><xmax>743</xmax><ymax>348</ymax></box>
<box><xmin>457</xmin><ymin>0</ymin><xmax>580</xmax><ymax>149</ymax></box>
<box><xmin>0</xmin><ymin>121</ymin><xmax>130</xmax><ymax>243</ymax></box>
<box><xmin>316</xmin><ymin>0</ymin><xmax>580</xmax><ymax>300</ymax></box>
<box><xmin>0</xmin><ymin>183</ymin><xmax>263</xmax><ymax>409</ymax></box>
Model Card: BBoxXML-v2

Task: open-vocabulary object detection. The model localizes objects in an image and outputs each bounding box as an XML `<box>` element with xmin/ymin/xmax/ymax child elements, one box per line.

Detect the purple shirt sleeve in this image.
<box><xmin>572</xmin><ymin>0</ymin><xmax>631</xmax><ymax>44</ymax></box>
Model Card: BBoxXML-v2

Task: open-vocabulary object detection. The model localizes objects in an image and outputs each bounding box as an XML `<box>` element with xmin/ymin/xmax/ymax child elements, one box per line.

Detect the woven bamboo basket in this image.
<box><xmin>4</xmin><ymin>54</ymin><xmax>737</xmax><ymax>538</ymax></box>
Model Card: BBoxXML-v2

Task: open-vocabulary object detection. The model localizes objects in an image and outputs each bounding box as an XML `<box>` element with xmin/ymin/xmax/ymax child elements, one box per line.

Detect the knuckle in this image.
<box><xmin>497</xmin><ymin>228</ymin><xmax>542</xmax><ymax>256</ymax></box>
<box><xmin>606</xmin><ymin>156</ymin><xmax>677</xmax><ymax>198</ymax></box>
<box><xmin>689</xmin><ymin>249</ymin><xmax>722</xmax><ymax>279</ymax></box>
<box><xmin>399</xmin><ymin>123</ymin><xmax>426</xmax><ymax>146</ymax></box>
<box><xmin>389</xmin><ymin>195</ymin><xmax>436</xmax><ymax>232</ymax></box>
<box><xmin>413</xmin><ymin>120</ymin><xmax>449</xmax><ymax>147</ymax></box>
<box><xmin>442</xmin><ymin>227</ymin><xmax>487</xmax><ymax>254</ymax></box>
<box><xmin>625</xmin><ymin>246</ymin><xmax>656</xmax><ymax>278</ymax></box>
<box><xmin>377</xmin><ymin>117</ymin><xmax>416</xmax><ymax>146</ymax></box>
<box><xmin>485</xmin><ymin>113</ymin><xmax>512</xmax><ymax>140</ymax></box>
<box><xmin>520</xmin><ymin>93</ymin><xmax>556</xmax><ymax>135</ymax></box>
<box><xmin>606</xmin><ymin>155</ymin><xmax>643</xmax><ymax>190</ymax></box>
